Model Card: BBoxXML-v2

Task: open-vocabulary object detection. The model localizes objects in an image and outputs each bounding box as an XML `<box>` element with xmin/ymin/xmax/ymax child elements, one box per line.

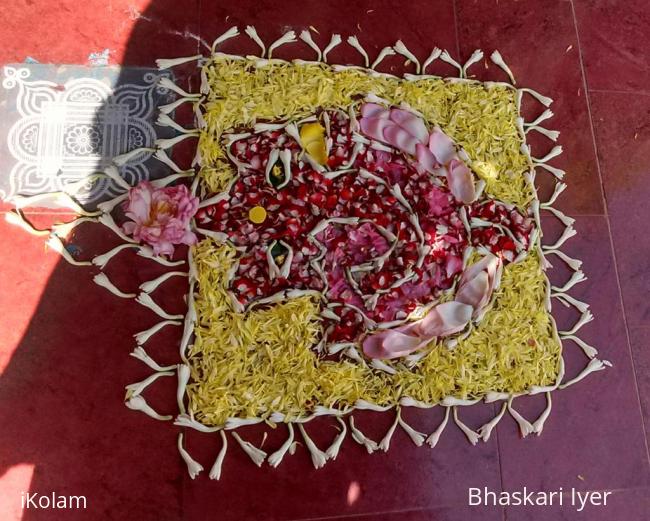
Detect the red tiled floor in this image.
<box><xmin>629</xmin><ymin>326</ymin><xmax>650</xmax><ymax>459</ymax></box>
<box><xmin>321</xmin><ymin>504</ymin><xmax>504</xmax><ymax>521</ymax></box>
<box><xmin>455</xmin><ymin>0</ymin><xmax>604</xmax><ymax>216</ymax></box>
<box><xmin>0</xmin><ymin>217</ymin><xmax>184</xmax><ymax>521</ymax></box>
<box><xmin>589</xmin><ymin>91</ymin><xmax>650</xmax><ymax>326</ymax></box>
<box><xmin>1</xmin><ymin>0</ymin><xmax>199</xmax><ymax>66</ymax></box>
<box><xmin>573</xmin><ymin>0</ymin><xmax>650</xmax><ymax>93</ymax></box>
<box><xmin>505</xmin><ymin>486</ymin><xmax>650</xmax><ymax>521</ymax></box>
<box><xmin>495</xmin><ymin>216</ymin><xmax>650</xmax><ymax>498</ymax></box>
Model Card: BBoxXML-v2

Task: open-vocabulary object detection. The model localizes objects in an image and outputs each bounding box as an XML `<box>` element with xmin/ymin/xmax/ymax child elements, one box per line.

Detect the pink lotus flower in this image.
<box><xmin>122</xmin><ymin>181</ymin><xmax>199</xmax><ymax>256</ymax></box>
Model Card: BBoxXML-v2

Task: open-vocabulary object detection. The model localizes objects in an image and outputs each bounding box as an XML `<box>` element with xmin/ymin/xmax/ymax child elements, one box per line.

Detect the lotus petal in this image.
<box><xmin>383</xmin><ymin>126</ymin><xmax>419</xmax><ymax>155</ymax></box>
<box><xmin>428</xmin><ymin>129</ymin><xmax>456</xmax><ymax>165</ymax></box>
<box><xmin>416</xmin><ymin>301</ymin><xmax>473</xmax><ymax>338</ymax></box>
<box><xmin>446</xmin><ymin>158</ymin><xmax>476</xmax><ymax>203</ymax></box>
<box><xmin>362</xmin><ymin>329</ymin><xmax>425</xmax><ymax>360</ymax></box>
<box><xmin>415</xmin><ymin>143</ymin><xmax>436</xmax><ymax>173</ymax></box>
<box><xmin>460</xmin><ymin>253</ymin><xmax>497</xmax><ymax>284</ymax></box>
<box><xmin>360</xmin><ymin>103</ymin><xmax>388</xmax><ymax>119</ymax></box>
<box><xmin>359</xmin><ymin>116</ymin><xmax>391</xmax><ymax>143</ymax></box>
<box><xmin>455</xmin><ymin>271</ymin><xmax>490</xmax><ymax>309</ymax></box>
<box><xmin>359</xmin><ymin>104</ymin><xmax>429</xmax><ymax>156</ymax></box>
<box><xmin>389</xmin><ymin>108</ymin><xmax>429</xmax><ymax>144</ymax></box>
<box><xmin>363</xmin><ymin>301</ymin><xmax>473</xmax><ymax>360</ymax></box>
<box><xmin>456</xmin><ymin>254</ymin><xmax>502</xmax><ymax>316</ymax></box>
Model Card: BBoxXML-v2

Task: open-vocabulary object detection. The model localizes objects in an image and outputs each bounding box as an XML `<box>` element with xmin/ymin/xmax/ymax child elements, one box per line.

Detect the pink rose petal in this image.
<box><xmin>445</xmin><ymin>253</ymin><xmax>463</xmax><ymax>278</ymax></box>
<box><xmin>424</xmin><ymin>186</ymin><xmax>453</xmax><ymax>216</ymax></box>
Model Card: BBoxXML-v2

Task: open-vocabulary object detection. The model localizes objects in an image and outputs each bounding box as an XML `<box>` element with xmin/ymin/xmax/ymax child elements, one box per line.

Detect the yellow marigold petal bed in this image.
<box><xmin>188</xmin><ymin>58</ymin><xmax>560</xmax><ymax>427</ymax></box>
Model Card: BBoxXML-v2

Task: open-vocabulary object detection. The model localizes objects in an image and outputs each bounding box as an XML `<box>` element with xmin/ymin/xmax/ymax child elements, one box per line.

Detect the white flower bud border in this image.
<box><xmin>6</xmin><ymin>26</ymin><xmax>610</xmax><ymax>480</ymax></box>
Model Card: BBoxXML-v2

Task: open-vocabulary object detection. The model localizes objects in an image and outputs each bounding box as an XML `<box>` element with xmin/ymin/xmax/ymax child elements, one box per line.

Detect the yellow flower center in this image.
<box><xmin>248</xmin><ymin>206</ymin><xmax>267</xmax><ymax>224</ymax></box>
<box><xmin>146</xmin><ymin>200</ymin><xmax>175</xmax><ymax>225</ymax></box>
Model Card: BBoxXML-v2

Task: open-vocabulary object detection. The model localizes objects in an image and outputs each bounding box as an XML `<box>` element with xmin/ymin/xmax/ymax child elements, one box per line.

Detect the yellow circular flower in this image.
<box><xmin>248</xmin><ymin>205</ymin><xmax>267</xmax><ymax>224</ymax></box>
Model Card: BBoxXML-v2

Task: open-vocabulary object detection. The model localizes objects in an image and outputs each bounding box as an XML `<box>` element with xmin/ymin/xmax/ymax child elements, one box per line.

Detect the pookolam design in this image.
<box><xmin>6</xmin><ymin>27</ymin><xmax>610</xmax><ymax>479</ymax></box>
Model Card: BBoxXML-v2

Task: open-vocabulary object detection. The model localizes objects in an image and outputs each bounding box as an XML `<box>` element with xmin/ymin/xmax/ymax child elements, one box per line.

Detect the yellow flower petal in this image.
<box><xmin>299</xmin><ymin>122</ymin><xmax>328</xmax><ymax>165</ymax></box>
<box><xmin>473</xmin><ymin>161</ymin><xmax>499</xmax><ymax>180</ymax></box>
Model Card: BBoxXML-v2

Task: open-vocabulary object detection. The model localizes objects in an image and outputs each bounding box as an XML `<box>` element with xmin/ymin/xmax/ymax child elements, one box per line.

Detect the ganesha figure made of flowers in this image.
<box><xmin>195</xmin><ymin>98</ymin><xmax>535</xmax><ymax>360</ymax></box>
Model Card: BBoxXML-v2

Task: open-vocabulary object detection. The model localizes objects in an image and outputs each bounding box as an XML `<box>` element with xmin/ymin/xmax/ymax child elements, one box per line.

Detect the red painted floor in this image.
<box><xmin>1</xmin><ymin>1</ymin><xmax>649</xmax><ymax>520</ymax></box>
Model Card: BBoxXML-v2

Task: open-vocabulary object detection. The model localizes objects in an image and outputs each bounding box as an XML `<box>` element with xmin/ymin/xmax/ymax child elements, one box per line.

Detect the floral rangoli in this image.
<box><xmin>7</xmin><ymin>27</ymin><xmax>610</xmax><ymax>478</ymax></box>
